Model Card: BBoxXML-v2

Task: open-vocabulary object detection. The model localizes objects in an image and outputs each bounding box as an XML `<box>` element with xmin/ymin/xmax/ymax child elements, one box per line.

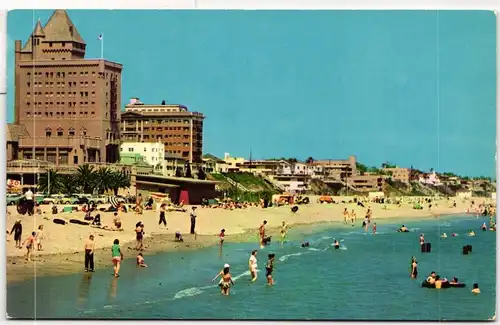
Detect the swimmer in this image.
<box><xmin>452</xmin><ymin>233</ymin><xmax>458</xmax><ymax>237</ymax></box>
<box><xmin>426</xmin><ymin>271</ymin><xmax>436</xmax><ymax>285</ymax></box>
<box><xmin>419</xmin><ymin>233</ymin><xmax>425</xmax><ymax>245</ymax></box>
<box><xmin>481</xmin><ymin>223</ymin><xmax>487</xmax><ymax>231</ymax></box>
<box><xmin>468</xmin><ymin>230</ymin><xmax>476</xmax><ymax>237</ymax></box>
<box><xmin>301</xmin><ymin>241</ymin><xmax>310</xmax><ymax>248</ymax></box>
<box><xmin>265</xmin><ymin>254</ymin><xmax>275</xmax><ymax>286</ymax></box>
<box><xmin>136</xmin><ymin>253</ymin><xmax>148</xmax><ymax>267</ymax></box>
<box><xmin>212</xmin><ymin>264</ymin><xmax>235</xmax><ymax>295</ymax></box>
<box><xmin>441</xmin><ymin>233</ymin><xmax>447</xmax><ymax>238</ymax></box>
<box><xmin>363</xmin><ymin>218</ymin><xmax>369</xmax><ymax>232</ymax></box>
<box><xmin>435</xmin><ymin>275</ymin><xmax>443</xmax><ymax>289</ymax></box>
<box><xmin>333</xmin><ymin>239</ymin><xmax>340</xmax><ymax>250</ymax></box>
<box><xmin>249</xmin><ymin>250</ymin><xmax>258</xmax><ymax>282</ymax></box>
<box><xmin>398</xmin><ymin>225</ymin><xmax>409</xmax><ymax>232</ymax></box>
<box><xmin>280</xmin><ymin>221</ymin><xmax>289</xmax><ymax>243</ymax></box>
<box><xmin>372</xmin><ymin>222</ymin><xmax>377</xmax><ymax>235</ymax></box>
<box><xmin>471</xmin><ymin>283</ymin><xmax>481</xmax><ymax>294</ymax></box>
<box><xmin>449</xmin><ymin>277</ymin><xmax>459</xmax><ymax>284</ymax></box>
<box><xmin>410</xmin><ymin>257</ymin><xmax>418</xmax><ymax>279</ymax></box>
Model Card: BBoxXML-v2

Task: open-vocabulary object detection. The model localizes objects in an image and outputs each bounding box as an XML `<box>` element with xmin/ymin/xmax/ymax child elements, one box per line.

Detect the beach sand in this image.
<box><xmin>6</xmin><ymin>196</ymin><xmax>490</xmax><ymax>283</ymax></box>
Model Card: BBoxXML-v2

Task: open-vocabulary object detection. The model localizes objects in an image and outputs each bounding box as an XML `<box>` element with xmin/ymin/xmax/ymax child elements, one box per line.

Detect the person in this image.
<box><xmin>468</xmin><ymin>230</ymin><xmax>476</xmax><ymax>237</ymax></box>
<box><xmin>135</xmin><ymin>193</ymin><xmax>143</xmax><ymax>215</ymax></box>
<box><xmin>249</xmin><ymin>250</ymin><xmax>258</xmax><ymax>282</ymax></box>
<box><xmin>259</xmin><ymin>220</ymin><xmax>267</xmax><ymax>248</ymax></box>
<box><xmin>410</xmin><ymin>257</ymin><xmax>418</xmax><ymax>279</ymax></box>
<box><xmin>301</xmin><ymin>241</ymin><xmax>310</xmax><ymax>248</ymax></box>
<box><xmin>190</xmin><ymin>207</ymin><xmax>197</xmax><ymax>235</ymax></box>
<box><xmin>35</xmin><ymin>225</ymin><xmax>44</xmax><ymax>251</ymax></box>
<box><xmin>212</xmin><ymin>264</ymin><xmax>235</xmax><ymax>295</ymax></box>
<box><xmin>159</xmin><ymin>204</ymin><xmax>167</xmax><ymax>228</ymax></box>
<box><xmin>10</xmin><ymin>220</ymin><xmax>23</xmax><ymax>248</ymax></box>
<box><xmin>112</xmin><ymin>213</ymin><xmax>122</xmax><ymax>231</ymax></box>
<box><xmin>92</xmin><ymin>213</ymin><xmax>102</xmax><ymax>226</ymax></box>
<box><xmin>419</xmin><ymin>233</ymin><xmax>425</xmax><ymax>246</ymax></box>
<box><xmin>135</xmin><ymin>222</ymin><xmax>144</xmax><ymax>251</ymax></box>
<box><xmin>280</xmin><ymin>221</ymin><xmax>289</xmax><ymax>243</ymax></box>
<box><xmin>265</xmin><ymin>254</ymin><xmax>275</xmax><ymax>286</ymax></box>
<box><xmin>372</xmin><ymin>222</ymin><xmax>377</xmax><ymax>235</ymax></box>
<box><xmin>333</xmin><ymin>239</ymin><xmax>340</xmax><ymax>250</ymax></box>
<box><xmin>426</xmin><ymin>271</ymin><xmax>437</xmax><ymax>284</ymax></box>
<box><xmin>471</xmin><ymin>283</ymin><xmax>481</xmax><ymax>294</ymax></box>
<box><xmin>343</xmin><ymin>208</ymin><xmax>349</xmax><ymax>224</ymax></box>
<box><xmin>136</xmin><ymin>253</ymin><xmax>148</xmax><ymax>267</ymax></box>
<box><xmin>84</xmin><ymin>235</ymin><xmax>95</xmax><ymax>272</ymax></box>
<box><xmin>25</xmin><ymin>188</ymin><xmax>34</xmax><ymax>216</ymax></box>
<box><xmin>481</xmin><ymin>223</ymin><xmax>487</xmax><ymax>231</ymax></box>
<box><xmin>175</xmin><ymin>231</ymin><xmax>184</xmax><ymax>242</ymax></box>
<box><xmin>434</xmin><ymin>275</ymin><xmax>443</xmax><ymax>289</ymax></box>
<box><xmin>219</xmin><ymin>229</ymin><xmax>225</xmax><ymax>246</ymax></box>
<box><xmin>350</xmin><ymin>209</ymin><xmax>356</xmax><ymax>226</ymax></box>
<box><xmin>111</xmin><ymin>239</ymin><xmax>124</xmax><ymax>278</ymax></box>
<box><xmin>23</xmin><ymin>231</ymin><xmax>36</xmax><ymax>261</ymax></box>
<box><xmin>449</xmin><ymin>277</ymin><xmax>459</xmax><ymax>284</ymax></box>
<box><xmin>441</xmin><ymin>232</ymin><xmax>447</xmax><ymax>238</ymax></box>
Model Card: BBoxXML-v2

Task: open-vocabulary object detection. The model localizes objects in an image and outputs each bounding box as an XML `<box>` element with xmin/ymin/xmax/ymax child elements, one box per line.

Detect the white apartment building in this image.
<box><xmin>121</xmin><ymin>141</ymin><xmax>165</xmax><ymax>170</ymax></box>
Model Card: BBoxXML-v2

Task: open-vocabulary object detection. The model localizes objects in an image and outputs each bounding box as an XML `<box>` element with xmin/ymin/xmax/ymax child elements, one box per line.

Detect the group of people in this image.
<box><xmin>9</xmin><ymin>220</ymin><xmax>44</xmax><ymax>261</ymax></box>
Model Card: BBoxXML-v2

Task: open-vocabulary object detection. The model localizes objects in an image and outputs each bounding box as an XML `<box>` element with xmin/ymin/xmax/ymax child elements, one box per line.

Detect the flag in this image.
<box><xmin>98</xmin><ymin>34</ymin><xmax>103</xmax><ymax>40</ymax></box>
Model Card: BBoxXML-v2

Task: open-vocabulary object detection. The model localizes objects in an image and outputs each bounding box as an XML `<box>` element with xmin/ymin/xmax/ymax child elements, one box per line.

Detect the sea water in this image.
<box><xmin>7</xmin><ymin>216</ymin><xmax>496</xmax><ymax>320</ymax></box>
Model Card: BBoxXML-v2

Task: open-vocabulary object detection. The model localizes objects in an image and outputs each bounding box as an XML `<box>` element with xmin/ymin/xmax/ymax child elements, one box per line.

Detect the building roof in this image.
<box><xmin>6</xmin><ymin>124</ymin><xmax>30</xmax><ymax>142</ymax></box>
<box><xmin>203</xmin><ymin>153</ymin><xmax>224</xmax><ymax>163</ymax></box>
<box><xmin>21</xmin><ymin>9</ymin><xmax>85</xmax><ymax>52</ymax></box>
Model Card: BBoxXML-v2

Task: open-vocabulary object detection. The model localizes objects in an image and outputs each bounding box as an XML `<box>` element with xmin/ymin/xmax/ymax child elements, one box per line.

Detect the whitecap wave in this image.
<box><xmin>279</xmin><ymin>252</ymin><xmax>309</xmax><ymax>262</ymax></box>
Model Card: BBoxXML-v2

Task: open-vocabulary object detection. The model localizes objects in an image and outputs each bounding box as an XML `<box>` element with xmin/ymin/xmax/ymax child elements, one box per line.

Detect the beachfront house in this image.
<box><xmin>419</xmin><ymin>172</ymin><xmax>442</xmax><ymax>186</ymax></box>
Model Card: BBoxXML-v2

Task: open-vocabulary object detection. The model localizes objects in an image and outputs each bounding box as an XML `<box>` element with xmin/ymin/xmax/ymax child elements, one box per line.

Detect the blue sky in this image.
<box><xmin>6</xmin><ymin>10</ymin><xmax>496</xmax><ymax>177</ymax></box>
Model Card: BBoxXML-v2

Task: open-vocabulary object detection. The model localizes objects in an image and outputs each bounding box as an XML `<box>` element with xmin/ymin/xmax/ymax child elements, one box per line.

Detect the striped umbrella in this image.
<box><xmin>109</xmin><ymin>196</ymin><xmax>120</xmax><ymax>208</ymax></box>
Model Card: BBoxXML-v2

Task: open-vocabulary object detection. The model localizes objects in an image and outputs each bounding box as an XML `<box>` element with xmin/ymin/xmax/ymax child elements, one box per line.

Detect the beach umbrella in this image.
<box><xmin>109</xmin><ymin>196</ymin><xmax>120</xmax><ymax>208</ymax></box>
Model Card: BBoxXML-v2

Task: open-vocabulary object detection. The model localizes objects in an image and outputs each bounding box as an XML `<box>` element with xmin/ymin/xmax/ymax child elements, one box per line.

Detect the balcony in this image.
<box><xmin>19</xmin><ymin>136</ymin><xmax>102</xmax><ymax>149</ymax></box>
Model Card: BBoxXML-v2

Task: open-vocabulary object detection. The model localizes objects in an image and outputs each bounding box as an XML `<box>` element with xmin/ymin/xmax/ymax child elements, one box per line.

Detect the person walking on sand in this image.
<box><xmin>135</xmin><ymin>193</ymin><xmax>143</xmax><ymax>215</ymax></box>
<box><xmin>111</xmin><ymin>239</ymin><xmax>124</xmax><ymax>278</ymax></box>
<box><xmin>190</xmin><ymin>207</ymin><xmax>197</xmax><ymax>235</ymax></box>
<box><xmin>259</xmin><ymin>220</ymin><xmax>267</xmax><ymax>248</ymax></box>
<box><xmin>23</xmin><ymin>232</ymin><xmax>36</xmax><ymax>261</ymax></box>
<box><xmin>35</xmin><ymin>225</ymin><xmax>44</xmax><ymax>251</ymax></box>
<box><xmin>249</xmin><ymin>250</ymin><xmax>258</xmax><ymax>282</ymax></box>
<box><xmin>159</xmin><ymin>204</ymin><xmax>167</xmax><ymax>228</ymax></box>
<box><xmin>84</xmin><ymin>235</ymin><xmax>95</xmax><ymax>272</ymax></box>
<box><xmin>10</xmin><ymin>220</ymin><xmax>23</xmax><ymax>248</ymax></box>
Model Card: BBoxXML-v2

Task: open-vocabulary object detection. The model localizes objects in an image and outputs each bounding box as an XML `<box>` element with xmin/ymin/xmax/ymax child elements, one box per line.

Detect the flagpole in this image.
<box><xmin>100</xmin><ymin>33</ymin><xmax>104</xmax><ymax>59</ymax></box>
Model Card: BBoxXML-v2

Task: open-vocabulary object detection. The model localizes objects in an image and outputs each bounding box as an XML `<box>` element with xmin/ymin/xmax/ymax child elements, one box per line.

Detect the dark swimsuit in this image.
<box><xmin>412</xmin><ymin>262</ymin><xmax>418</xmax><ymax>277</ymax></box>
<box><xmin>266</xmin><ymin>260</ymin><xmax>274</xmax><ymax>277</ymax></box>
<box><xmin>136</xmin><ymin>229</ymin><xmax>143</xmax><ymax>240</ymax></box>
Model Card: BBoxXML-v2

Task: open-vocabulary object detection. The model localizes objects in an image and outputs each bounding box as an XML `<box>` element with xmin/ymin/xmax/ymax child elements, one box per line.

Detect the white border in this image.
<box><xmin>0</xmin><ymin>1</ymin><xmax>498</xmax><ymax>324</ymax></box>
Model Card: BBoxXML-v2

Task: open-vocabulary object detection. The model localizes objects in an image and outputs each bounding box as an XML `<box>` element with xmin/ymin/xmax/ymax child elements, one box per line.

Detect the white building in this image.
<box><xmin>121</xmin><ymin>141</ymin><xmax>165</xmax><ymax>172</ymax></box>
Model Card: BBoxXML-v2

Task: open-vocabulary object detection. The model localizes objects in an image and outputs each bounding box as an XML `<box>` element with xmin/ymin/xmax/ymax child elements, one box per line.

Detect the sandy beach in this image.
<box><xmin>6</xmin><ymin>195</ymin><xmax>491</xmax><ymax>283</ymax></box>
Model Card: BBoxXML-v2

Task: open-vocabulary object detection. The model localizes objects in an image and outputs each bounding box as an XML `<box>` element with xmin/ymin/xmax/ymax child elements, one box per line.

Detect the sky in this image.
<box><xmin>6</xmin><ymin>10</ymin><xmax>497</xmax><ymax>177</ymax></box>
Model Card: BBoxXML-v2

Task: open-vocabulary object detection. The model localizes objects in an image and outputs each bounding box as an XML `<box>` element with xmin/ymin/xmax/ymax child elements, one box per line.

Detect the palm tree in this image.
<box><xmin>75</xmin><ymin>165</ymin><xmax>96</xmax><ymax>194</ymax></box>
<box><xmin>109</xmin><ymin>171</ymin><xmax>131</xmax><ymax>196</ymax></box>
<box><xmin>38</xmin><ymin>169</ymin><xmax>64</xmax><ymax>194</ymax></box>
<box><xmin>306</xmin><ymin>157</ymin><xmax>314</xmax><ymax>164</ymax></box>
<box><xmin>61</xmin><ymin>176</ymin><xmax>80</xmax><ymax>194</ymax></box>
<box><xmin>94</xmin><ymin>167</ymin><xmax>113</xmax><ymax>194</ymax></box>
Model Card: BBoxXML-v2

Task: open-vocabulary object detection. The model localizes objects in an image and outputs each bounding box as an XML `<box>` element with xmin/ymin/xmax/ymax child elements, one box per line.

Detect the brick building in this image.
<box><xmin>120</xmin><ymin>98</ymin><xmax>205</xmax><ymax>163</ymax></box>
<box><xmin>13</xmin><ymin>9</ymin><xmax>122</xmax><ymax>165</ymax></box>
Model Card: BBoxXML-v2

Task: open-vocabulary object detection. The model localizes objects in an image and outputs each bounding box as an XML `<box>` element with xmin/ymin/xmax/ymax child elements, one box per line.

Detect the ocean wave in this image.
<box><xmin>279</xmin><ymin>252</ymin><xmax>309</xmax><ymax>262</ymax></box>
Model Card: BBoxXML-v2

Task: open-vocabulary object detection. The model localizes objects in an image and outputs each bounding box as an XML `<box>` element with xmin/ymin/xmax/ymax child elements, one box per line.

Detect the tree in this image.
<box><xmin>381</xmin><ymin>161</ymin><xmax>396</xmax><ymax>169</ymax></box>
<box><xmin>94</xmin><ymin>167</ymin><xmax>113</xmax><ymax>194</ymax></box>
<box><xmin>38</xmin><ymin>169</ymin><xmax>64</xmax><ymax>194</ymax></box>
<box><xmin>305</xmin><ymin>157</ymin><xmax>314</xmax><ymax>164</ymax></box>
<box><xmin>356</xmin><ymin>163</ymin><xmax>368</xmax><ymax>175</ymax></box>
<box><xmin>60</xmin><ymin>176</ymin><xmax>79</xmax><ymax>194</ymax></box>
<box><xmin>75</xmin><ymin>165</ymin><xmax>96</xmax><ymax>194</ymax></box>
<box><xmin>287</xmin><ymin>158</ymin><xmax>298</xmax><ymax>163</ymax></box>
<box><xmin>109</xmin><ymin>171</ymin><xmax>131</xmax><ymax>196</ymax></box>
<box><xmin>198</xmin><ymin>167</ymin><xmax>206</xmax><ymax>180</ymax></box>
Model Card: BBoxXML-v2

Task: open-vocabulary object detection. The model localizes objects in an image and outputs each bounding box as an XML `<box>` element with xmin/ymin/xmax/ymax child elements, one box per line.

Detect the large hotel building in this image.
<box><xmin>12</xmin><ymin>9</ymin><xmax>122</xmax><ymax>165</ymax></box>
<box><xmin>121</xmin><ymin>98</ymin><xmax>205</xmax><ymax>163</ymax></box>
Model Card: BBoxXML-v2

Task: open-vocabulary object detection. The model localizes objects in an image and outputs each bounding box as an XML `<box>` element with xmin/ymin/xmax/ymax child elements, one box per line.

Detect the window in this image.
<box><xmin>57</xmin><ymin>128</ymin><xmax>63</xmax><ymax>136</ymax></box>
<box><xmin>128</xmin><ymin>148</ymin><xmax>134</xmax><ymax>152</ymax></box>
<box><xmin>69</xmin><ymin>128</ymin><xmax>75</xmax><ymax>136</ymax></box>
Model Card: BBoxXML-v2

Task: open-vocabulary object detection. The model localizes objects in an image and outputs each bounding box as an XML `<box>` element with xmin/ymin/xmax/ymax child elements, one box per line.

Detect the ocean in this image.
<box><xmin>7</xmin><ymin>215</ymin><xmax>496</xmax><ymax>320</ymax></box>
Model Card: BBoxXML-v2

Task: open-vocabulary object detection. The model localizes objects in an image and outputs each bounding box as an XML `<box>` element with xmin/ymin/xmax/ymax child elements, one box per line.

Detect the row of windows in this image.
<box><xmin>27</xmin><ymin>101</ymin><xmax>96</xmax><ymax>107</ymax></box>
<box><xmin>26</xmin><ymin>81</ymin><xmax>97</xmax><ymax>88</ymax></box>
<box><xmin>121</xmin><ymin>147</ymin><xmax>164</xmax><ymax>153</ymax></box>
<box><xmin>27</xmin><ymin>91</ymin><xmax>95</xmax><ymax>97</ymax></box>
<box><xmin>27</xmin><ymin>71</ymin><xmax>114</xmax><ymax>79</ymax></box>
<box><xmin>26</xmin><ymin>111</ymin><xmax>95</xmax><ymax>117</ymax></box>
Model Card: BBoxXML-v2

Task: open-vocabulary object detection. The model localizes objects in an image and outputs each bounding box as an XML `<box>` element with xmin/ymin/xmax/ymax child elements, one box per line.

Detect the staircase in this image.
<box><xmin>261</xmin><ymin>174</ymin><xmax>286</xmax><ymax>192</ymax></box>
<box><xmin>223</xmin><ymin>175</ymin><xmax>250</xmax><ymax>192</ymax></box>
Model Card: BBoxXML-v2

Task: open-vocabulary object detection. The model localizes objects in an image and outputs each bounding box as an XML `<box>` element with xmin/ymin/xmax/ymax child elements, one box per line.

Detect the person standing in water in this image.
<box><xmin>219</xmin><ymin>229</ymin><xmax>226</xmax><ymax>246</ymax></box>
<box><xmin>84</xmin><ymin>235</ymin><xmax>95</xmax><ymax>272</ymax></box>
<box><xmin>419</xmin><ymin>233</ymin><xmax>425</xmax><ymax>247</ymax></box>
<box><xmin>259</xmin><ymin>220</ymin><xmax>267</xmax><ymax>248</ymax></box>
<box><xmin>249</xmin><ymin>250</ymin><xmax>258</xmax><ymax>282</ymax></box>
<box><xmin>410</xmin><ymin>257</ymin><xmax>418</xmax><ymax>279</ymax></box>
<box><xmin>212</xmin><ymin>264</ymin><xmax>235</xmax><ymax>295</ymax></box>
<box><xmin>372</xmin><ymin>222</ymin><xmax>377</xmax><ymax>235</ymax></box>
<box><xmin>350</xmin><ymin>209</ymin><xmax>356</xmax><ymax>227</ymax></box>
<box><xmin>265</xmin><ymin>254</ymin><xmax>276</xmax><ymax>286</ymax></box>
<box><xmin>280</xmin><ymin>221</ymin><xmax>289</xmax><ymax>243</ymax></box>
<box><xmin>111</xmin><ymin>239</ymin><xmax>124</xmax><ymax>278</ymax></box>
<box><xmin>343</xmin><ymin>208</ymin><xmax>349</xmax><ymax>224</ymax></box>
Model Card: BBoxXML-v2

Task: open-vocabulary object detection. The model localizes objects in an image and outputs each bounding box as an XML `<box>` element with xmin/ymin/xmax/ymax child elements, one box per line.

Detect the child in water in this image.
<box><xmin>266</xmin><ymin>254</ymin><xmax>275</xmax><ymax>286</ymax></box>
<box><xmin>472</xmin><ymin>283</ymin><xmax>481</xmax><ymax>294</ymax></box>
<box><xmin>372</xmin><ymin>223</ymin><xmax>377</xmax><ymax>235</ymax></box>
<box><xmin>136</xmin><ymin>253</ymin><xmax>148</xmax><ymax>267</ymax></box>
<box><xmin>219</xmin><ymin>229</ymin><xmax>225</xmax><ymax>246</ymax></box>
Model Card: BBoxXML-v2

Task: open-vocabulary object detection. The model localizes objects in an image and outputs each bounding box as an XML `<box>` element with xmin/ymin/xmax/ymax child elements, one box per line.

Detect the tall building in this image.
<box><xmin>13</xmin><ymin>9</ymin><xmax>122</xmax><ymax>165</ymax></box>
<box><xmin>120</xmin><ymin>98</ymin><xmax>205</xmax><ymax>163</ymax></box>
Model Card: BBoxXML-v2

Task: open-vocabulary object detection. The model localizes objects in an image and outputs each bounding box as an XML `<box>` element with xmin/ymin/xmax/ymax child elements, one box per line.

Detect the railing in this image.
<box><xmin>19</xmin><ymin>136</ymin><xmax>102</xmax><ymax>148</ymax></box>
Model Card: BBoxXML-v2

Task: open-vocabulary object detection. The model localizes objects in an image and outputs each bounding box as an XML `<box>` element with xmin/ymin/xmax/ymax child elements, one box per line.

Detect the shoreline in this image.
<box><xmin>6</xmin><ymin>209</ymin><xmax>480</xmax><ymax>284</ymax></box>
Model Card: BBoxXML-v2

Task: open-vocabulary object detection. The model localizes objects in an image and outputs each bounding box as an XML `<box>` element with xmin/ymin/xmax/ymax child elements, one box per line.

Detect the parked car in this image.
<box><xmin>7</xmin><ymin>194</ymin><xmax>23</xmax><ymax>206</ymax></box>
<box><xmin>89</xmin><ymin>195</ymin><xmax>109</xmax><ymax>205</ymax></box>
<box><xmin>72</xmin><ymin>194</ymin><xmax>92</xmax><ymax>205</ymax></box>
<box><xmin>34</xmin><ymin>194</ymin><xmax>46</xmax><ymax>204</ymax></box>
<box><xmin>43</xmin><ymin>194</ymin><xmax>65</xmax><ymax>205</ymax></box>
